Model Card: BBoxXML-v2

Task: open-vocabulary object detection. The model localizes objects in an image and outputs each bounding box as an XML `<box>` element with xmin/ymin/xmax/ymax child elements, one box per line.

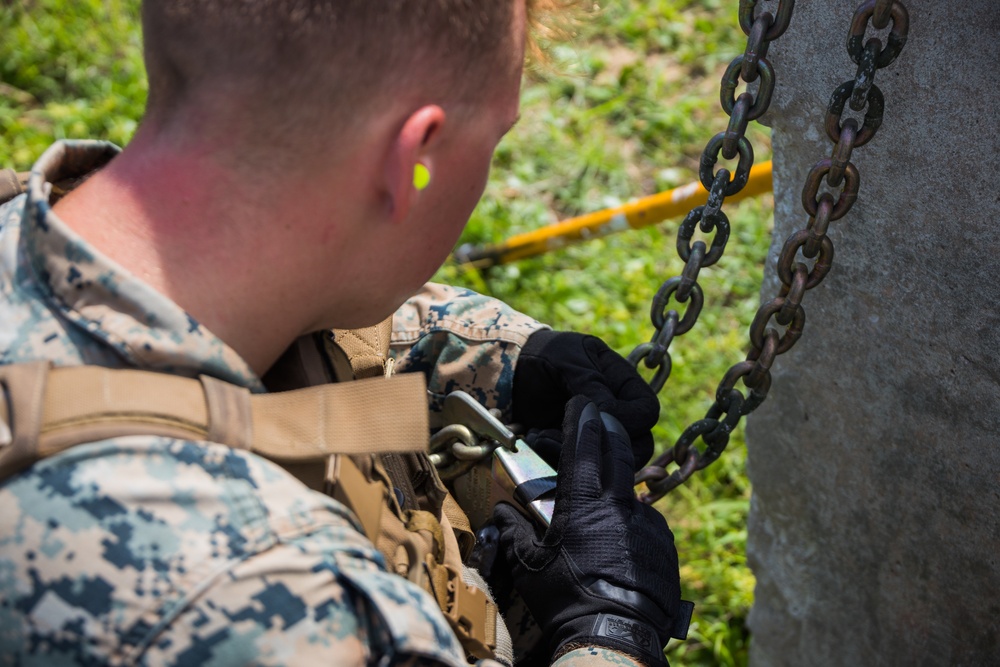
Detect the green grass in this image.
<box><xmin>1</xmin><ymin>1</ymin><xmax>773</xmax><ymax>664</ymax></box>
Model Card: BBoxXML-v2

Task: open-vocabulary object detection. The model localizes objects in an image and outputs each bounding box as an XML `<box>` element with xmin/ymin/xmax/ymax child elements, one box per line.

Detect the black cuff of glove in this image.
<box><xmin>553</xmin><ymin>613</ymin><xmax>669</xmax><ymax>666</ymax></box>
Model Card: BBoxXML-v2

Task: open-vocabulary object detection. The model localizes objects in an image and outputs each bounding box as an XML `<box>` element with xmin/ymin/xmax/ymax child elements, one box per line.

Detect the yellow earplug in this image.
<box><xmin>413</xmin><ymin>163</ymin><xmax>431</xmax><ymax>191</ymax></box>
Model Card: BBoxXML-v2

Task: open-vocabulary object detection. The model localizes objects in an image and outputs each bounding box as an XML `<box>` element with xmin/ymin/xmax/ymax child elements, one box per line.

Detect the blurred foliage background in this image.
<box><xmin>0</xmin><ymin>1</ymin><xmax>776</xmax><ymax>664</ymax></box>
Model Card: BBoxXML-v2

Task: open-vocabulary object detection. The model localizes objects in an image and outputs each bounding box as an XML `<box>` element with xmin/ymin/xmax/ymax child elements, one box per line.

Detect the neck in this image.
<box><xmin>52</xmin><ymin>129</ymin><xmax>360</xmax><ymax>375</ymax></box>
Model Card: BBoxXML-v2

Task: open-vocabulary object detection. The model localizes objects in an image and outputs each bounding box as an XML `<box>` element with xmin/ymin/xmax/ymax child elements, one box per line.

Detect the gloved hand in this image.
<box><xmin>493</xmin><ymin>396</ymin><xmax>682</xmax><ymax>666</ymax></box>
<box><xmin>513</xmin><ymin>330</ymin><xmax>659</xmax><ymax>469</ymax></box>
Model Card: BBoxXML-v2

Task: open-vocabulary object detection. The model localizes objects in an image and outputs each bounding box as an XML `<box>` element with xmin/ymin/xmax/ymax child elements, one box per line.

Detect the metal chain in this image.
<box><xmin>634</xmin><ymin>0</ymin><xmax>909</xmax><ymax>502</ymax></box>
<box><xmin>429</xmin><ymin>410</ymin><xmax>508</xmax><ymax>481</ymax></box>
<box><xmin>628</xmin><ymin>0</ymin><xmax>793</xmax><ymax>394</ymax></box>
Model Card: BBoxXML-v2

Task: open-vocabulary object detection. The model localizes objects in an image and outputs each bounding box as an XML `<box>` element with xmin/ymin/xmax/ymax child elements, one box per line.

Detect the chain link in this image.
<box><xmin>628</xmin><ymin>0</ymin><xmax>784</xmax><ymax>395</ymax></box>
<box><xmin>635</xmin><ymin>0</ymin><xmax>909</xmax><ymax>502</ymax></box>
<box><xmin>429</xmin><ymin>423</ymin><xmax>503</xmax><ymax>481</ymax></box>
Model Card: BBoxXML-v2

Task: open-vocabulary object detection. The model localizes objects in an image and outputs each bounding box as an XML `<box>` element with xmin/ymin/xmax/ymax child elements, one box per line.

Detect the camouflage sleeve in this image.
<box><xmin>0</xmin><ymin>437</ymin><xmax>468</xmax><ymax>667</ymax></box>
<box><xmin>390</xmin><ymin>283</ymin><xmax>549</xmax><ymax>422</ymax></box>
<box><xmin>553</xmin><ymin>648</ymin><xmax>649</xmax><ymax>667</ymax></box>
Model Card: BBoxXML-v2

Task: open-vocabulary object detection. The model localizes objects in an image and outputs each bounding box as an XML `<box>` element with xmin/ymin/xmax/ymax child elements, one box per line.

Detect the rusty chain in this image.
<box><xmin>633</xmin><ymin>0</ymin><xmax>909</xmax><ymax>503</ymax></box>
<box><xmin>627</xmin><ymin>0</ymin><xmax>792</xmax><ymax>394</ymax></box>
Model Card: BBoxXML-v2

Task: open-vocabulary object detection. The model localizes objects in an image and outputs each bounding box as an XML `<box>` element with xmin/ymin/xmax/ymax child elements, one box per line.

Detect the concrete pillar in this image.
<box><xmin>746</xmin><ymin>2</ymin><xmax>1000</xmax><ymax>665</ymax></box>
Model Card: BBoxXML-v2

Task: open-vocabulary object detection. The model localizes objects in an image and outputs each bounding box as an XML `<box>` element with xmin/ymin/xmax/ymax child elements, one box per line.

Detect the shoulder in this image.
<box><xmin>390</xmin><ymin>283</ymin><xmax>549</xmax><ymax>419</ymax></box>
<box><xmin>0</xmin><ymin>437</ymin><xmax>466</xmax><ymax>667</ymax></box>
<box><xmin>392</xmin><ymin>282</ymin><xmax>547</xmax><ymax>348</ymax></box>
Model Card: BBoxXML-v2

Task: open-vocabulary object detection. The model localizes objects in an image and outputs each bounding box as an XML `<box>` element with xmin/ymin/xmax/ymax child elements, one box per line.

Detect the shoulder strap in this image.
<box><xmin>324</xmin><ymin>322</ymin><xmax>505</xmax><ymax>662</ymax></box>
<box><xmin>329</xmin><ymin>316</ymin><xmax>395</xmax><ymax>380</ymax></box>
<box><xmin>0</xmin><ymin>169</ymin><xmax>28</xmax><ymax>205</ymax></box>
<box><xmin>0</xmin><ymin>358</ymin><xmax>508</xmax><ymax>664</ymax></box>
<box><xmin>0</xmin><ymin>361</ymin><xmax>428</xmax><ymax>480</ymax></box>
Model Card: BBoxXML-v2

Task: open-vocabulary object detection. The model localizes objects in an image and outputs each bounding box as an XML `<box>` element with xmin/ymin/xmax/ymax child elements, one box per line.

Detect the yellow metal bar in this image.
<box><xmin>455</xmin><ymin>160</ymin><xmax>773</xmax><ymax>268</ymax></box>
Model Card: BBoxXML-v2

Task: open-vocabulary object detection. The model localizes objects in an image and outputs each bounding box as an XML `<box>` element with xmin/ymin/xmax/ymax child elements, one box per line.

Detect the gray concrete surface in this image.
<box><xmin>745</xmin><ymin>2</ymin><xmax>1000</xmax><ymax>665</ymax></box>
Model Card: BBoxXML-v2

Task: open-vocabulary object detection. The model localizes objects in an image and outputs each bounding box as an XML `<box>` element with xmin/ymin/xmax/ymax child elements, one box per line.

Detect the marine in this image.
<box><xmin>0</xmin><ymin>1</ymin><xmax>683</xmax><ymax>665</ymax></box>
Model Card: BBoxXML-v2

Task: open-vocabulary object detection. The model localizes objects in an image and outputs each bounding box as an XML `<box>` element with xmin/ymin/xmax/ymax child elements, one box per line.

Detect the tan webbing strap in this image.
<box><xmin>250</xmin><ymin>376</ymin><xmax>424</xmax><ymax>461</ymax></box>
<box><xmin>463</xmin><ymin>564</ymin><xmax>510</xmax><ymax>666</ymax></box>
<box><xmin>406</xmin><ymin>510</ymin><xmax>447</xmax><ymax>564</ymax></box>
<box><xmin>323</xmin><ymin>319</ymin><xmax>501</xmax><ymax>659</ymax></box>
<box><xmin>0</xmin><ymin>169</ymin><xmax>28</xmax><ymax>206</ymax></box>
<box><xmin>201</xmin><ymin>375</ymin><xmax>254</xmax><ymax>450</ymax></box>
<box><xmin>42</xmin><ymin>366</ymin><xmax>209</xmax><ymax>447</ymax></box>
<box><xmin>442</xmin><ymin>493</ymin><xmax>477</xmax><ymax>560</ymax></box>
<box><xmin>0</xmin><ymin>362</ymin><xmax>49</xmax><ymax>480</ymax></box>
<box><xmin>0</xmin><ymin>364</ymin><xmax>430</xmax><ymax>479</ymax></box>
<box><xmin>438</xmin><ymin>508</ymin><xmax>496</xmax><ymax>659</ymax></box>
<box><xmin>327</xmin><ymin>455</ymin><xmax>387</xmax><ymax>541</ymax></box>
<box><xmin>329</xmin><ymin>316</ymin><xmax>395</xmax><ymax>380</ymax></box>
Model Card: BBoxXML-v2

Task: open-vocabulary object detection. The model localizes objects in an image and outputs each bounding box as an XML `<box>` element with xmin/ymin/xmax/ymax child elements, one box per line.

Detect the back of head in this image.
<box><xmin>141</xmin><ymin>1</ymin><xmax>532</xmax><ymax>155</ymax></box>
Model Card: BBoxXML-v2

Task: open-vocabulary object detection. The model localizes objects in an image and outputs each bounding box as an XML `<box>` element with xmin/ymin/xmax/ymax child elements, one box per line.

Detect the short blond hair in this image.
<box><xmin>141</xmin><ymin>1</ymin><xmax>575</xmax><ymax>149</ymax></box>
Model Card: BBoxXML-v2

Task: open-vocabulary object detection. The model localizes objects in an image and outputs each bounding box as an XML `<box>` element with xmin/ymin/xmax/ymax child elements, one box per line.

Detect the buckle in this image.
<box><xmin>442</xmin><ymin>563</ymin><xmax>494</xmax><ymax>659</ymax></box>
<box><xmin>492</xmin><ymin>442</ymin><xmax>557</xmax><ymax>527</ymax></box>
<box><xmin>439</xmin><ymin>392</ymin><xmax>516</xmax><ymax>450</ymax></box>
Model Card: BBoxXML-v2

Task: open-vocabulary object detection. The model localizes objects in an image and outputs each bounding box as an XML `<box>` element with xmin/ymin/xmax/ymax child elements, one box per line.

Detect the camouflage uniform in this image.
<box><xmin>391</xmin><ymin>282</ymin><xmax>545</xmax><ymax>422</ymax></box>
<box><xmin>0</xmin><ymin>141</ymin><xmax>548</xmax><ymax>666</ymax></box>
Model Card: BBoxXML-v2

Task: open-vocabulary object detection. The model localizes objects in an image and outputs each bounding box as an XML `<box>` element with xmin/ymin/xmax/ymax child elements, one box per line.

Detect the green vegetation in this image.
<box><xmin>1</xmin><ymin>1</ymin><xmax>774</xmax><ymax>664</ymax></box>
<box><xmin>0</xmin><ymin>0</ymin><xmax>145</xmax><ymax>165</ymax></box>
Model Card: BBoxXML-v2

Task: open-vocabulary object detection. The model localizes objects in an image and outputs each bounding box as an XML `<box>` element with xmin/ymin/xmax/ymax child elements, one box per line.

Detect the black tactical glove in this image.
<box><xmin>493</xmin><ymin>396</ymin><xmax>682</xmax><ymax>666</ymax></box>
<box><xmin>513</xmin><ymin>330</ymin><xmax>659</xmax><ymax>470</ymax></box>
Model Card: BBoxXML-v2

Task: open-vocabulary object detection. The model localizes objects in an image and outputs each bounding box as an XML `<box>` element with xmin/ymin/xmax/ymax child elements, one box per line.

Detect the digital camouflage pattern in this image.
<box><xmin>0</xmin><ymin>140</ymin><xmax>548</xmax><ymax>666</ymax></box>
<box><xmin>0</xmin><ymin>438</ymin><xmax>462</xmax><ymax>666</ymax></box>
<box><xmin>391</xmin><ymin>283</ymin><xmax>548</xmax><ymax>424</ymax></box>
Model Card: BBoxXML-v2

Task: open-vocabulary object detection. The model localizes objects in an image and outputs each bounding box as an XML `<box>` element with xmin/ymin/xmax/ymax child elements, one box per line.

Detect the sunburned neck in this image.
<box><xmin>52</xmin><ymin>133</ymin><xmax>342</xmax><ymax>375</ymax></box>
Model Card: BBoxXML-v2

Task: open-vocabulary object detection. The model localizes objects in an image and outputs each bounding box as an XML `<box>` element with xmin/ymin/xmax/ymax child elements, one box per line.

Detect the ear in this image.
<box><xmin>384</xmin><ymin>105</ymin><xmax>446</xmax><ymax>223</ymax></box>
